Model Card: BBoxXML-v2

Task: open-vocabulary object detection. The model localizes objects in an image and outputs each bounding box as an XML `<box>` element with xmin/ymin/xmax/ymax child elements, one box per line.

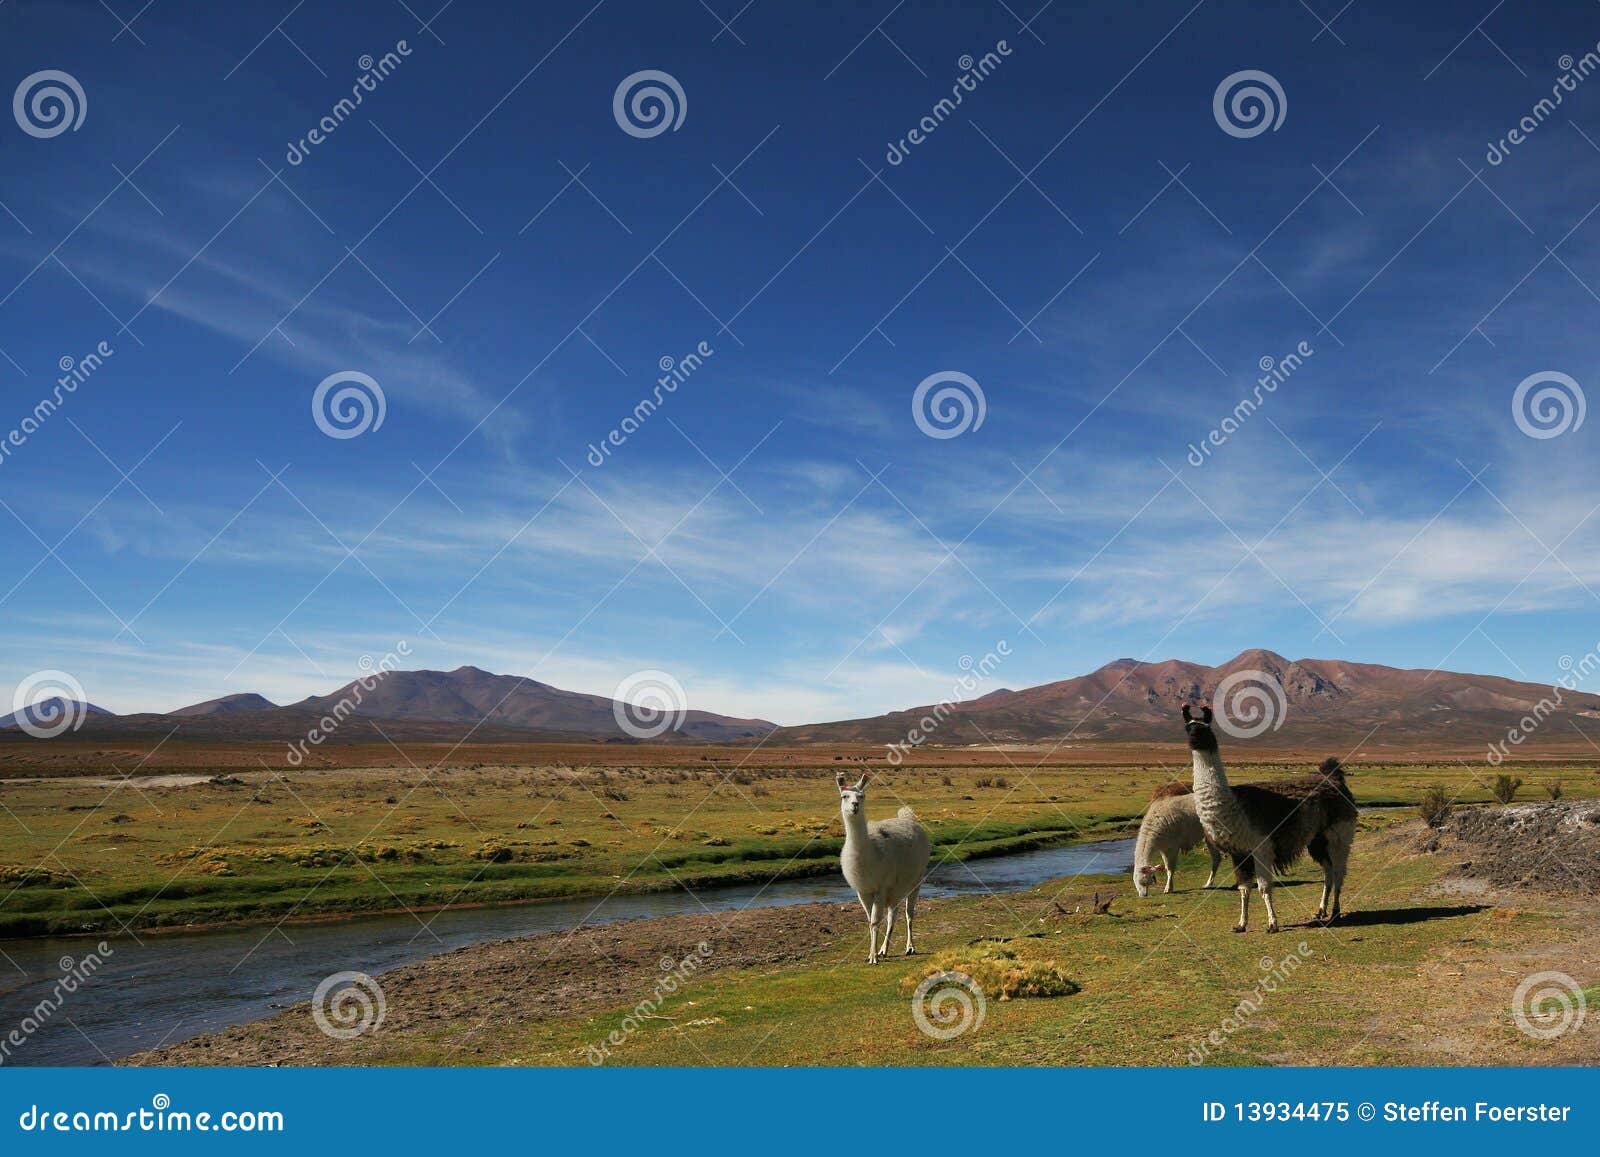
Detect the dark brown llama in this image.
<box><xmin>1181</xmin><ymin>704</ymin><xmax>1357</xmax><ymax>933</ymax></box>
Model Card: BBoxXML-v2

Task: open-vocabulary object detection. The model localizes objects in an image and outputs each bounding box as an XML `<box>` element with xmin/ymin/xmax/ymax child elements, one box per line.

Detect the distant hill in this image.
<box><xmin>771</xmin><ymin>649</ymin><xmax>1600</xmax><ymax>749</ymax></box>
<box><xmin>1</xmin><ymin>667</ymin><xmax>775</xmax><ymax>744</ymax></box>
<box><xmin>170</xmin><ymin>693</ymin><xmax>278</xmax><ymax>717</ymax></box>
<box><xmin>0</xmin><ymin>698</ymin><xmax>114</xmax><ymax>731</ymax></box>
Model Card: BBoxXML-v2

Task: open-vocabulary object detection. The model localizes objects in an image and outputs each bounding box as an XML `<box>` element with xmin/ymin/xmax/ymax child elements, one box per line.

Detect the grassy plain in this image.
<box><xmin>1</xmin><ymin>739</ymin><xmax>1594</xmax><ymax>939</ymax></box>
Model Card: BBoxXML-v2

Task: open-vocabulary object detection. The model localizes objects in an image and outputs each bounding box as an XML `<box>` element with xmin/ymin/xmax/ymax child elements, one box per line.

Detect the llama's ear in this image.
<box><xmin>1201</xmin><ymin>705</ymin><xmax>1214</xmax><ymax>724</ymax></box>
<box><xmin>1181</xmin><ymin>704</ymin><xmax>1193</xmax><ymax>721</ymax></box>
<box><xmin>855</xmin><ymin>774</ymin><xmax>870</xmax><ymax>791</ymax></box>
<box><xmin>835</xmin><ymin>772</ymin><xmax>848</xmax><ymax>791</ymax></box>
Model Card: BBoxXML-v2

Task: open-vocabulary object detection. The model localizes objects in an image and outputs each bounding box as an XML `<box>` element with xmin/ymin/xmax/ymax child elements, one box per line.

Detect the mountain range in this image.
<box><xmin>0</xmin><ymin>666</ymin><xmax>775</xmax><ymax>744</ymax></box>
<box><xmin>4</xmin><ymin>651</ymin><xmax>1599</xmax><ymax>749</ymax></box>
<box><xmin>769</xmin><ymin>649</ymin><xmax>1600</xmax><ymax>748</ymax></box>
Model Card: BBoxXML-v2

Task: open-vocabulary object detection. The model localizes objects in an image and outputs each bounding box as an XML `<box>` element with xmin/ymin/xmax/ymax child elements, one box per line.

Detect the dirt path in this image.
<box><xmin>125</xmin><ymin>902</ymin><xmax>865</xmax><ymax>1066</ymax></box>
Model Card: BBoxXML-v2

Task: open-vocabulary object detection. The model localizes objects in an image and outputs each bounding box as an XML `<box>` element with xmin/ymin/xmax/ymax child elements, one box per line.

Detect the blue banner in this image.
<box><xmin>2</xmin><ymin>1067</ymin><xmax>1594</xmax><ymax>1152</ymax></box>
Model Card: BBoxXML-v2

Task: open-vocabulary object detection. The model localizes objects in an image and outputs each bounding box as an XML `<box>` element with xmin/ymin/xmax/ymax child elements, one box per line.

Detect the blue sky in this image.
<box><xmin>2</xmin><ymin>0</ymin><xmax>1599</xmax><ymax>724</ymax></box>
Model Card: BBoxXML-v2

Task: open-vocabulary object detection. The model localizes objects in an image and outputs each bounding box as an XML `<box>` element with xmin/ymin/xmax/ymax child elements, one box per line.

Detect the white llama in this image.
<box><xmin>1133</xmin><ymin>786</ymin><xmax>1221</xmax><ymax>897</ymax></box>
<box><xmin>836</xmin><ymin>773</ymin><xmax>931</xmax><ymax>964</ymax></box>
<box><xmin>1182</xmin><ymin>704</ymin><xmax>1357</xmax><ymax>933</ymax></box>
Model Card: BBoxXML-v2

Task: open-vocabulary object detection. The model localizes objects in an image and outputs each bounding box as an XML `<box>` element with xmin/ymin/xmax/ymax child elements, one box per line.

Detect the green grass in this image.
<box><xmin>1</xmin><ymin>758</ymin><xmax>1593</xmax><ymax>938</ymax></box>
<box><xmin>349</xmin><ymin>825</ymin><xmax>1586</xmax><ymax>1067</ymax></box>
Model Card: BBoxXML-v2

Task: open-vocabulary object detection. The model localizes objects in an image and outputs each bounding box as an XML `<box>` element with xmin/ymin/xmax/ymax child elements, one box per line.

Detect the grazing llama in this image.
<box><xmin>1181</xmin><ymin>704</ymin><xmax>1357</xmax><ymax>933</ymax></box>
<box><xmin>1133</xmin><ymin>785</ymin><xmax>1221</xmax><ymax>897</ymax></box>
<box><xmin>836</xmin><ymin>773</ymin><xmax>931</xmax><ymax>964</ymax></box>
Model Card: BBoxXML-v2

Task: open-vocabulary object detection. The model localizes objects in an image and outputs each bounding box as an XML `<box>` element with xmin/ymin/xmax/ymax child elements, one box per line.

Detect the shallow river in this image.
<box><xmin>0</xmin><ymin>835</ymin><xmax>1134</xmax><ymax>1066</ymax></box>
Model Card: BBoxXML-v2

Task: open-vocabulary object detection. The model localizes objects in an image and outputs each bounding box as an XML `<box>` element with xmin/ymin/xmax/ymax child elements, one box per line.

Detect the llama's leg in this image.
<box><xmin>1233</xmin><ymin>861</ymin><xmax>1251</xmax><ymax>932</ymax></box>
<box><xmin>1160</xmin><ymin>851</ymin><xmax>1175</xmax><ymax>894</ymax></box>
<box><xmin>1308</xmin><ymin>833</ymin><xmax>1332</xmax><ymax>921</ymax></box>
<box><xmin>1258</xmin><ymin>874</ymin><xmax>1280</xmax><ymax>934</ymax></box>
<box><xmin>879</xmin><ymin>899</ymin><xmax>895</xmax><ymax>958</ymax></box>
<box><xmin>1329</xmin><ymin>825</ymin><xmax>1354</xmax><ymax>921</ymax></box>
<box><xmin>904</xmin><ymin>889</ymin><xmax>918</xmax><ymax>955</ymax></box>
<box><xmin>863</xmin><ymin>897</ymin><xmax>879</xmax><ymax>964</ymax></box>
<box><xmin>1204</xmin><ymin>843</ymin><xmax>1220</xmax><ymax>889</ymax></box>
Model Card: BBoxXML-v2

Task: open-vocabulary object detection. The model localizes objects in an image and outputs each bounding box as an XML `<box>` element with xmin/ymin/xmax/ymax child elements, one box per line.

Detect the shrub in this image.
<box><xmin>1545</xmin><ymin>780</ymin><xmax>1564</xmax><ymax>801</ymax></box>
<box><xmin>900</xmin><ymin>941</ymin><xmax>1079</xmax><ymax>1001</ymax></box>
<box><xmin>1418</xmin><ymin>786</ymin><xmax>1453</xmax><ymax>827</ymax></box>
<box><xmin>1491</xmin><ymin>774</ymin><xmax>1522</xmax><ymax>805</ymax></box>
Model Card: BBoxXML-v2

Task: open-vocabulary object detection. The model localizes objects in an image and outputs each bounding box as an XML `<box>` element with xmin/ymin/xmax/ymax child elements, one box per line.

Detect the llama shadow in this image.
<box><xmin>1310</xmin><ymin>904</ymin><xmax>1490</xmax><ymax>928</ymax></box>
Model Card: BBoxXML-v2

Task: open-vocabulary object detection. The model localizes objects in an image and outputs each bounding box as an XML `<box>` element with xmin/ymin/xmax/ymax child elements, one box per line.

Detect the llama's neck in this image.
<box><xmin>1191</xmin><ymin>748</ymin><xmax>1252</xmax><ymax>845</ymax></box>
<box><xmin>841</xmin><ymin>809</ymin><xmax>869</xmax><ymax>847</ymax></box>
